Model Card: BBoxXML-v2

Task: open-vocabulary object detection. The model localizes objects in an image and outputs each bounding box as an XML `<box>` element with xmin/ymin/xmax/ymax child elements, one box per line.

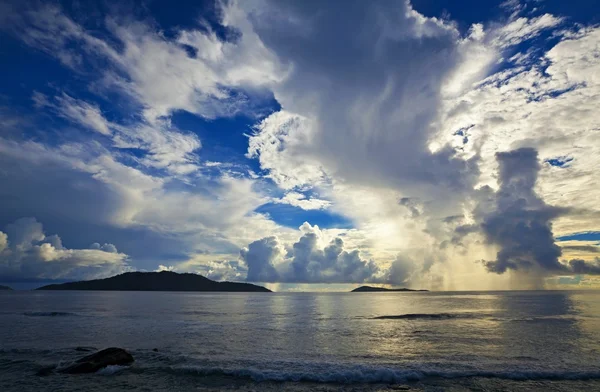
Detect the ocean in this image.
<box><xmin>2</xmin><ymin>290</ymin><xmax>600</xmax><ymax>391</ymax></box>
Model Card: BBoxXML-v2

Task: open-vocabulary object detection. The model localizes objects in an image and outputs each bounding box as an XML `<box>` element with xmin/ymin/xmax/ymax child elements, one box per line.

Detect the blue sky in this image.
<box><xmin>0</xmin><ymin>0</ymin><xmax>599</xmax><ymax>290</ymax></box>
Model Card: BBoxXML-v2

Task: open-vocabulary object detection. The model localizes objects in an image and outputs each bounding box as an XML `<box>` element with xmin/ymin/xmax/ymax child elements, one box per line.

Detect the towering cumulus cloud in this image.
<box><xmin>459</xmin><ymin>148</ymin><xmax>600</xmax><ymax>279</ymax></box>
<box><xmin>480</xmin><ymin>148</ymin><xmax>567</xmax><ymax>273</ymax></box>
<box><xmin>240</xmin><ymin>223</ymin><xmax>379</xmax><ymax>283</ymax></box>
<box><xmin>0</xmin><ymin>218</ymin><xmax>129</xmax><ymax>282</ymax></box>
<box><xmin>240</xmin><ymin>237</ymin><xmax>282</xmax><ymax>282</ymax></box>
<box><xmin>245</xmin><ymin>0</ymin><xmax>480</xmax><ymax>198</ymax></box>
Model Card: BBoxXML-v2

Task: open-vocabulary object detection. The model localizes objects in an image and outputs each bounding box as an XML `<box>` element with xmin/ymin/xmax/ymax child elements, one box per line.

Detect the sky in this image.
<box><xmin>0</xmin><ymin>0</ymin><xmax>599</xmax><ymax>290</ymax></box>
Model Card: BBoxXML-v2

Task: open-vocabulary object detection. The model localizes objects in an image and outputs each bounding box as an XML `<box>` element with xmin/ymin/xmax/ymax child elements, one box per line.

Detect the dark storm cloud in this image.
<box><xmin>480</xmin><ymin>148</ymin><xmax>567</xmax><ymax>273</ymax></box>
<box><xmin>567</xmin><ymin>258</ymin><xmax>600</xmax><ymax>274</ymax></box>
<box><xmin>457</xmin><ymin>148</ymin><xmax>600</xmax><ymax>276</ymax></box>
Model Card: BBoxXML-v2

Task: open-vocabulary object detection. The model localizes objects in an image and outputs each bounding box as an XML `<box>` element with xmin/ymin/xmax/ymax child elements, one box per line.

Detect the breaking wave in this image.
<box><xmin>144</xmin><ymin>365</ymin><xmax>600</xmax><ymax>384</ymax></box>
<box><xmin>4</xmin><ymin>347</ymin><xmax>600</xmax><ymax>385</ymax></box>
<box><xmin>96</xmin><ymin>365</ymin><xmax>128</xmax><ymax>375</ymax></box>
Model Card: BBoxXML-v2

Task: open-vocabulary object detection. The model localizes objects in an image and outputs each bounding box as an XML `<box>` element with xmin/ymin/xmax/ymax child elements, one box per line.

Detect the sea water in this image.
<box><xmin>2</xmin><ymin>290</ymin><xmax>600</xmax><ymax>391</ymax></box>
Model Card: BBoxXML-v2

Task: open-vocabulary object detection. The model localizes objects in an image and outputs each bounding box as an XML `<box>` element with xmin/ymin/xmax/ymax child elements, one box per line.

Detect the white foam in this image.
<box><xmin>96</xmin><ymin>365</ymin><xmax>128</xmax><ymax>375</ymax></box>
<box><xmin>171</xmin><ymin>365</ymin><xmax>600</xmax><ymax>383</ymax></box>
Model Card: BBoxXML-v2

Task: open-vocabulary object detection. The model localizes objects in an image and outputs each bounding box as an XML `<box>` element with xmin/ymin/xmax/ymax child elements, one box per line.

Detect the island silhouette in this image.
<box><xmin>351</xmin><ymin>285</ymin><xmax>428</xmax><ymax>292</ymax></box>
<box><xmin>36</xmin><ymin>271</ymin><xmax>271</xmax><ymax>292</ymax></box>
<box><xmin>0</xmin><ymin>285</ymin><xmax>12</xmax><ymax>290</ymax></box>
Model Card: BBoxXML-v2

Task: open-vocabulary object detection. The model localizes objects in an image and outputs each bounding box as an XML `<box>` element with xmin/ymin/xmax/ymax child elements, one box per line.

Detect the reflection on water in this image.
<box><xmin>570</xmin><ymin>291</ymin><xmax>600</xmax><ymax>358</ymax></box>
<box><xmin>495</xmin><ymin>292</ymin><xmax>579</xmax><ymax>363</ymax></box>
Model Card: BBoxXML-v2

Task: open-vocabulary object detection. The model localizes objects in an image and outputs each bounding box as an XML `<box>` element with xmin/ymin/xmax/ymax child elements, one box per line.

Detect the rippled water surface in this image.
<box><xmin>2</xmin><ymin>290</ymin><xmax>600</xmax><ymax>391</ymax></box>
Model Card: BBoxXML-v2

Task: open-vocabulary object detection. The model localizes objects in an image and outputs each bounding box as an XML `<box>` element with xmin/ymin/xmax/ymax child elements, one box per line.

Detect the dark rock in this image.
<box><xmin>59</xmin><ymin>347</ymin><xmax>134</xmax><ymax>374</ymax></box>
<box><xmin>152</xmin><ymin>348</ymin><xmax>159</xmax><ymax>352</ymax></box>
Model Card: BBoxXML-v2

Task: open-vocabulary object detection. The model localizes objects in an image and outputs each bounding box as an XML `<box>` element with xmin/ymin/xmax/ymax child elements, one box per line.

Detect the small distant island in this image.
<box><xmin>351</xmin><ymin>285</ymin><xmax>428</xmax><ymax>292</ymax></box>
<box><xmin>36</xmin><ymin>271</ymin><xmax>271</xmax><ymax>292</ymax></box>
<box><xmin>0</xmin><ymin>285</ymin><xmax>12</xmax><ymax>290</ymax></box>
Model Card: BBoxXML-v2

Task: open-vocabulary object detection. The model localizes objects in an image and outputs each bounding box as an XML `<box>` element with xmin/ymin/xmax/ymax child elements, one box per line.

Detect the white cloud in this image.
<box><xmin>0</xmin><ymin>232</ymin><xmax>7</xmax><ymax>253</ymax></box>
<box><xmin>247</xmin><ymin>111</ymin><xmax>325</xmax><ymax>190</ymax></box>
<box><xmin>34</xmin><ymin>92</ymin><xmax>202</xmax><ymax>176</ymax></box>
<box><xmin>165</xmin><ymin>253</ymin><xmax>249</xmax><ymax>282</ymax></box>
<box><xmin>492</xmin><ymin>14</ymin><xmax>562</xmax><ymax>48</ymax></box>
<box><xmin>274</xmin><ymin>192</ymin><xmax>331</xmax><ymax>210</ymax></box>
<box><xmin>35</xmin><ymin>93</ymin><xmax>113</xmax><ymax>136</ymax></box>
<box><xmin>55</xmin><ymin>95</ymin><xmax>112</xmax><ymax>135</ymax></box>
<box><xmin>240</xmin><ymin>222</ymin><xmax>380</xmax><ymax>283</ymax></box>
<box><xmin>155</xmin><ymin>264</ymin><xmax>175</xmax><ymax>272</ymax></box>
<box><xmin>90</xmin><ymin>243</ymin><xmax>118</xmax><ymax>253</ymax></box>
<box><xmin>3</xmin><ymin>3</ymin><xmax>283</xmax><ymax>123</ymax></box>
<box><xmin>0</xmin><ymin>217</ymin><xmax>129</xmax><ymax>280</ymax></box>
